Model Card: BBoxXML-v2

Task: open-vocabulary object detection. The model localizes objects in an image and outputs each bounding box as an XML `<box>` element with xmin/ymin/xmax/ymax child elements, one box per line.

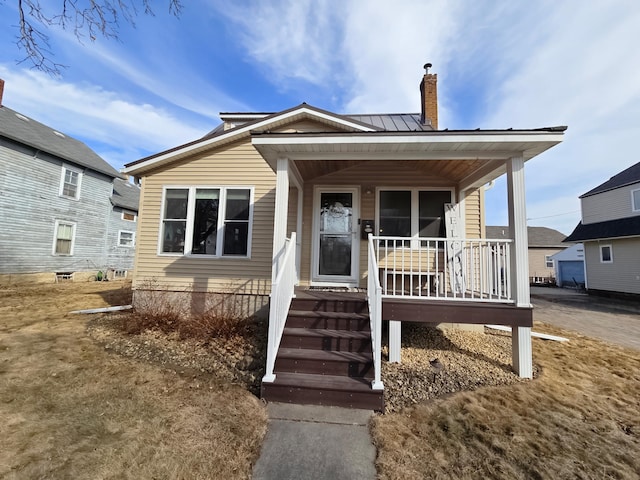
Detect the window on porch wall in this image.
<box><xmin>378</xmin><ymin>189</ymin><xmax>452</xmax><ymax>244</ymax></box>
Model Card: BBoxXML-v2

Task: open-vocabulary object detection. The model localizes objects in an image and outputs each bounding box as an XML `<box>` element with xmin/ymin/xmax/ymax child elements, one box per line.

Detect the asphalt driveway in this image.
<box><xmin>531</xmin><ymin>286</ymin><xmax>640</xmax><ymax>351</ymax></box>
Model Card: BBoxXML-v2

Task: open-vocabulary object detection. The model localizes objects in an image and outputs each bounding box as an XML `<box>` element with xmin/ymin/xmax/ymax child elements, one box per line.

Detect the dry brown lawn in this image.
<box><xmin>0</xmin><ymin>282</ymin><xmax>267</xmax><ymax>479</ymax></box>
<box><xmin>372</xmin><ymin>309</ymin><xmax>640</xmax><ymax>479</ymax></box>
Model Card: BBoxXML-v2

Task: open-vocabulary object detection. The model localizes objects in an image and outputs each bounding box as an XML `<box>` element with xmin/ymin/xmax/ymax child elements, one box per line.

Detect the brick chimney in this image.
<box><xmin>0</xmin><ymin>78</ymin><xmax>4</xmax><ymax>107</ymax></box>
<box><xmin>420</xmin><ymin>63</ymin><xmax>438</xmax><ymax>129</ymax></box>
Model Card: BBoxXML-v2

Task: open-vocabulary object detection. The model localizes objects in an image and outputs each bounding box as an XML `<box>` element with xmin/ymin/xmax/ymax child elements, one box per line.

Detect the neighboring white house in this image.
<box><xmin>565</xmin><ymin>160</ymin><xmax>640</xmax><ymax>298</ymax></box>
<box><xmin>0</xmin><ymin>79</ymin><xmax>139</xmax><ymax>283</ymax></box>
<box><xmin>550</xmin><ymin>243</ymin><xmax>585</xmax><ymax>288</ymax></box>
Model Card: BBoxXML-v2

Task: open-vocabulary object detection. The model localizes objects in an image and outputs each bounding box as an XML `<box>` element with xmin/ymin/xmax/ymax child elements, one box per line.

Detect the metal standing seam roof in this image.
<box><xmin>111</xmin><ymin>177</ymin><xmax>140</xmax><ymax>212</ymax></box>
<box><xmin>0</xmin><ymin>105</ymin><xmax>120</xmax><ymax>178</ymax></box>
<box><xmin>580</xmin><ymin>160</ymin><xmax>640</xmax><ymax>198</ymax></box>
<box><xmin>486</xmin><ymin>226</ymin><xmax>567</xmax><ymax>246</ymax></box>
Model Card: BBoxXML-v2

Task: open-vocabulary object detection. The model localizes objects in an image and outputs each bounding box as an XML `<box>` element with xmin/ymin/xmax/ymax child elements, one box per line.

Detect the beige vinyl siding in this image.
<box><xmin>273</xmin><ymin>121</ymin><xmax>344</xmax><ymax>133</ymax></box>
<box><xmin>581</xmin><ymin>183</ymin><xmax>640</xmax><ymax>224</ymax></box>
<box><xmin>464</xmin><ymin>188</ymin><xmax>483</xmax><ymax>238</ymax></box>
<box><xmin>528</xmin><ymin>247</ymin><xmax>562</xmax><ymax>281</ymax></box>
<box><xmin>584</xmin><ymin>238</ymin><xmax>640</xmax><ymax>295</ymax></box>
<box><xmin>133</xmin><ymin>140</ymin><xmax>276</xmax><ymax>295</ymax></box>
<box><xmin>297</xmin><ymin>161</ymin><xmax>458</xmax><ymax>287</ymax></box>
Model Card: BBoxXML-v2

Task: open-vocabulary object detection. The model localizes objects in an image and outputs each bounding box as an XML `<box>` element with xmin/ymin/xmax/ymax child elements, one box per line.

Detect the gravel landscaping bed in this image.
<box><xmin>381</xmin><ymin>323</ymin><xmax>539</xmax><ymax>412</ymax></box>
<box><xmin>87</xmin><ymin>314</ymin><xmax>538</xmax><ymax>413</ymax></box>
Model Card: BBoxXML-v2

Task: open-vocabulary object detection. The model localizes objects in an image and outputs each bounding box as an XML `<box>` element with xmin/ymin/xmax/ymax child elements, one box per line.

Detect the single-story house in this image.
<box><xmin>565</xmin><ymin>160</ymin><xmax>640</xmax><ymax>299</ymax></box>
<box><xmin>123</xmin><ymin>65</ymin><xmax>566</xmax><ymax>409</ymax></box>
<box><xmin>0</xmin><ymin>79</ymin><xmax>140</xmax><ymax>283</ymax></box>
<box><xmin>486</xmin><ymin>226</ymin><xmax>567</xmax><ymax>284</ymax></box>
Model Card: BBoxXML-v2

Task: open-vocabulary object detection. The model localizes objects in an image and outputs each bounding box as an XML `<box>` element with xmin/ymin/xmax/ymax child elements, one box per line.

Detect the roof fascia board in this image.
<box><xmin>123</xmin><ymin>106</ymin><xmax>377</xmax><ymax>174</ymax></box>
<box><xmin>580</xmin><ymin>180</ymin><xmax>640</xmax><ymax>198</ymax></box>
<box><xmin>251</xmin><ymin>132</ymin><xmax>564</xmax><ymax>146</ymax></box>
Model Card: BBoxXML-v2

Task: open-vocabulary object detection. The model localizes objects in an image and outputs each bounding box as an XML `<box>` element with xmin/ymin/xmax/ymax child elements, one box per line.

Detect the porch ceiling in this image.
<box><xmin>252</xmin><ymin>129</ymin><xmax>565</xmax><ymax>190</ymax></box>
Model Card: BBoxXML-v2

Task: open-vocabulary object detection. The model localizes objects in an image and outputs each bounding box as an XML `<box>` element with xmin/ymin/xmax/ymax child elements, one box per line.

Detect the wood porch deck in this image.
<box><xmin>260</xmin><ymin>288</ymin><xmax>531</xmax><ymax>410</ymax></box>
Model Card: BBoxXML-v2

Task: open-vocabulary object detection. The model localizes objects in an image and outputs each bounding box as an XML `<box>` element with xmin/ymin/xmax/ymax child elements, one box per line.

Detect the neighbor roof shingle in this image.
<box><xmin>486</xmin><ymin>226</ymin><xmax>567</xmax><ymax>247</ymax></box>
<box><xmin>564</xmin><ymin>217</ymin><xmax>640</xmax><ymax>242</ymax></box>
<box><xmin>580</xmin><ymin>161</ymin><xmax>640</xmax><ymax>198</ymax></box>
<box><xmin>0</xmin><ymin>105</ymin><xmax>120</xmax><ymax>178</ymax></box>
<box><xmin>111</xmin><ymin>178</ymin><xmax>140</xmax><ymax>212</ymax></box>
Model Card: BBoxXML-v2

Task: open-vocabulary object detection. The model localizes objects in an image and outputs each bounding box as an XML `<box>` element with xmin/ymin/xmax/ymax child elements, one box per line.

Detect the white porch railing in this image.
<box><xmin>263</xmin><ymin>233</ymin><xmax>297</xmax><ymax>383</ymax></box>
<box><xmin>367</xmin><ymin>234</ymin><xmax>384</xmax><ymax>390</ymax></box>
<box><xmin>372</xmin><ymin>236</ymin><xmax>513</xmax><ymax>303</ymax></box>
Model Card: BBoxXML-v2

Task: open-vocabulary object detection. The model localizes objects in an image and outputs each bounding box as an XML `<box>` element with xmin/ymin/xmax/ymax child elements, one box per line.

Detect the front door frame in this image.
<box><xmin>311</xmin><ymin>186</ymin><xmax>360</xmax><ymax>287</ymax></box>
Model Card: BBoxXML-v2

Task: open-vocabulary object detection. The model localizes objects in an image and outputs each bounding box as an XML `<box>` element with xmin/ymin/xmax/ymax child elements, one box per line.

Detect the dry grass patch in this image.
<box><xmin>0</xmin><ymin>282</ymin><xmax>267</xmax><ymax>479</ymax></box>
<box><xmin>372</xmin><ymin>319</ymin><xmax>640</xmax><ymax>479</ymax></box>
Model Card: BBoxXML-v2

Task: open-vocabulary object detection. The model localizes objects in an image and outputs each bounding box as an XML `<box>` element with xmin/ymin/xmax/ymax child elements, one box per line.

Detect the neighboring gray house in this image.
<box><xmin>486</xmin><ymin>226</ymin><xmax>567</xmax><ymax>284</ymax></box>
<box><xmin>0</xmin><ymin>81</ymin><xmax>139</xmax><ymax>282</ymax></box>
<box><xmin>565</xmin><ymin>161</ymin><xmax>640</xmax><ymax>298</ymax></box>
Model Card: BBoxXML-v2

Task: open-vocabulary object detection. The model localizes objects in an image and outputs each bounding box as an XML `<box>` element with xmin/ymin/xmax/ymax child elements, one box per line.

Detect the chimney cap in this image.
<box><xmin>424</xmin><ymin>63</ymin><xmax>433</xmax><ymax>73</ymax></box>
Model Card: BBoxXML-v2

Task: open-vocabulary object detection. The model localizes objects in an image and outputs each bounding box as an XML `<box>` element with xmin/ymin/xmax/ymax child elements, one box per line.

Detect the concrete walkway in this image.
<box><xmin>252</xmin><ymin>403</ymin><xmax>377</xmax><ymax>480</ymax></box>
<box><xmin>531</xmin><ymin>286</ymin><xmax>640</xmax><ymax>350</ymax></box>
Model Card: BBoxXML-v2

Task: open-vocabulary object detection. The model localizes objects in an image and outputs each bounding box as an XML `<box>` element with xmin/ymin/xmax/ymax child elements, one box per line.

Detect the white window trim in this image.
<box><xmin>52</xmin><ymin>220</ymin><xmax>76</xmax><ymax>256</ymax></box>
<box><xmin>118</xmin><ymin>230</ymin><xmax>136</xmax><ymax>247</ymax></box>
<box><xmin>59</xmin><ymin>164</ymin><xmax>83</xmax><ymax>200</ymax></box>
<box><xmin>375</xmin><ymin>186</ymin><xmax>455</xmax><ymax>248</ymax></box>
<box><xmin>545</xmin><ymin>255</ymin><xmax>553</xmax><ymax>268</ymax></box>
<box><xmin>157</xmin><ymin>185</ymin><xmax>254</xmax><ymax>258</ymax></box>
<box><xmin>121</xmin><ymin>210</ymin><xmax>137</xmax><ymax>222</ymax></box>
<box><xmin>632</xmin><ymin>188</ymin><xmax>640</xmax><ymax>212</ymax></box>
<box><xmin>599</xmin><ymin>244</ymin><xmax>613</xmax><ymax>263</ymax></box>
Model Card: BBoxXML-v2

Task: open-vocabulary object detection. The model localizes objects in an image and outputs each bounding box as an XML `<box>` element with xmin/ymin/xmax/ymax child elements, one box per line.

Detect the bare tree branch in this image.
<box><xmin>13</xmin><ymin>0</ymin><xmax>183</xmax><ymax>76</ymax></box>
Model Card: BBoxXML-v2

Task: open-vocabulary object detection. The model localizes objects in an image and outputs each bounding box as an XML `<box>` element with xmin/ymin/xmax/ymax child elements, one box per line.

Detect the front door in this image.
<box><xmin>312</xmin><ymin>188</ymin><xmax>359</xmax><ymax>286</ymax></box>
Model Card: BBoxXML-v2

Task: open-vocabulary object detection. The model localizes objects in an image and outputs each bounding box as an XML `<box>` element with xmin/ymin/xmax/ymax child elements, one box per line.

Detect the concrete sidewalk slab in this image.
<box><xmin>252</xmin><ymin>403</ymin><xmax>377</xmax><ymax>480</ymax></box>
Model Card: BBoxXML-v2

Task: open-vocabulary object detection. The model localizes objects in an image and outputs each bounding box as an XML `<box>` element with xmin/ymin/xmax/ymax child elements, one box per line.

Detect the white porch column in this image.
<box><xmin>389</xmin><ymin>321</ymin><xmax>401</xmax><ymax>363</ymax></box>
<box><xmin>272</xmin><ymin>157</ymin><xmax>290</xmax><ymax>283</ymax></box>
<box><xmin>506</xmin><ymin>154</ymin><xmax>533</xmax><ymax>378</ymax></box>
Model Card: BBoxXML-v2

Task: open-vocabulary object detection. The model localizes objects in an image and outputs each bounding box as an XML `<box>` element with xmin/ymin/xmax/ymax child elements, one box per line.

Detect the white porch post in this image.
<box><xmin>272</xmin><ymin>157</ymin><xmax>290</xmax><ymax>283</ymax></box>
<box><xmin>507</xmin><ymin>155</ymin><xmax>533</xmax><ymax>378</ymax></box>
<box><xmin>389</xmin><ymin>321</ymin><xmax>401</xmax><ymax>363</ymax></box>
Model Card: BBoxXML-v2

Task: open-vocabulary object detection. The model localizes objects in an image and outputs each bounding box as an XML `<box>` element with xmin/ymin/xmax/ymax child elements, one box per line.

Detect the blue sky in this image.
<box><xmin>1</xmin><ymin>0</ymin><xmax>640</xmax><ymax>235</ymax></box>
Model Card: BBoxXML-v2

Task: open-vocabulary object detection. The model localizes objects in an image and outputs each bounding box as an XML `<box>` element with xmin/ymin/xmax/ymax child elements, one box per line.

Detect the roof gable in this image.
<box><xmin>0</xmin><ymin>106</ymin><xmax>120</xmax><ymax>178</ymax></box>
<box><xmin>581</xmin><ymin>160</ymin><xmax>640</xmax><ymax>198</ymax></box>
<box><xmin>124</xmin><ymin>103</ymin><xmax>378</xmax><ymax>175</ymax></box>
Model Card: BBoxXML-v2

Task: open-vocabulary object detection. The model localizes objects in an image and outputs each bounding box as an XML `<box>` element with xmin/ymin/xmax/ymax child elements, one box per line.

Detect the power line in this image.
<box><xmin>527</xmin><ymin>210</ymin><xmax>580</xmax><ymax>221</ymax></box>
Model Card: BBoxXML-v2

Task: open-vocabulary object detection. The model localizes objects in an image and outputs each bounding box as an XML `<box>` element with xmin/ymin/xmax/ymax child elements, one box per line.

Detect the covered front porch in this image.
<box><xmin>256</xmin><ymin>128</ymin><xmax>564</xmax><ymax>407</ymax></box>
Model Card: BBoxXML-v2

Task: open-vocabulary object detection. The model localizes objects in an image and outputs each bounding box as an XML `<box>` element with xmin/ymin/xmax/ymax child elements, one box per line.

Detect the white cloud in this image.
<box><xmin>0</xmin><ymin>65</ymin><xmax>208</xmax><ymax>169</ymax></box>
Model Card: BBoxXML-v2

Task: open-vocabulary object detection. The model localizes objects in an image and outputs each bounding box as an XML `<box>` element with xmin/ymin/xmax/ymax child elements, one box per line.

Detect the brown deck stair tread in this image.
<box><xmin>271</xmin><ymin>372</ymin><xmax>375</xmax><ymax>392</ymax></box>
<box><xmin>288</xmin><ymin>310</ymin><xmax>369</xmax><ymax>319</ymax></box>
<box><xmin>277</xmin><ymin>348</ymin><xmax>372</xmax><ymax>363</ymax></box>
<box><xmin>283</xmin><ymin>327</ymin><xmax>371</xmax><ymax>339</ymax></box>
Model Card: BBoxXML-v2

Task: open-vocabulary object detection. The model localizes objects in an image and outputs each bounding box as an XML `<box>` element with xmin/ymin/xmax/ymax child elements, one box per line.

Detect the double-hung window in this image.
<box><xmin>118</xmin><ymin>231</ymin><xmax>135</xmax><ymax>247</ymax></box>
<box><xmin>53</xmin><ymin>221</ymin><xmax>76</xmax><ymax>255</ymax></box>
<box><xmin>60</xmin><ymin>165</ymin><xmax>82</xmax><ymax>199</ymax></box>
<box><xmin>378</xmin><ymin>189</ymin><xmax>452</xmax><ymax>244</ymax></box>
<box><xmin>160</xmin><ymin>186</ymin><xmax>252</xmax><ymax>257</ymax></box>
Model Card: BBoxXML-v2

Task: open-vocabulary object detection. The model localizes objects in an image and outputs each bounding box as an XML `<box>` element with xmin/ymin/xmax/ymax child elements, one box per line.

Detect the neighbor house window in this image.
<box><xmin>600</xmin><ymin>244</ymin><xmax>613</xmax><ymax>263</ymax></box>
<box><xmin>59</xmin><ymin>165</ymin><xmax>82</xmax><ymax>199</ymax></box>
<box><xmin>53</xmin><ymin>221</ymin><xmax>76</xmax><ymax>255</ymax></box>
<box><xmin>545</xmin><ymin>255</ymin><xmax>553</xmax><ymax>268</ymax></box>
<box><xmin>118</xmin><ymin>231</ymin><xmax>135</xmax><ymax>247</ymax></box>
<box><xmin>121</xmin><ymin>210</ymin><xmax>137</xmax><ymax>221</ymax></box>
<box><xmin>160</xmin><ymin>186</ymin><xmax>253</xmax><ymax>257</ymax></box>
<box><xmin>632</xmin><ymin>188</ymin><xmax>640</xmax><ymax>212</ymax></box>
<box><xmin>378</xmin><ymin>189</ymin><xmax>452</xmax><ymax>244</ymax></box>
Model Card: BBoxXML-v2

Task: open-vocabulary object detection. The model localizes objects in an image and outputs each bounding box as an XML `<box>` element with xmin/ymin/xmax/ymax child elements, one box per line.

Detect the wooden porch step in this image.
<box><xmin>290</xmin><ymin>294</ymin><xmax>368</xmax><ymax>314</ymax></box>
<box><xmin>275</xmin><ymin>348</ymin><xmax>374</xmax><ymax>378</ymax></box>
<box><xmin>261</xmin><ymin>372</ymin><xmax>383</xmax><ymax>410</ymax></box>
<box><xmin>286</xmin><ymin>309</ymin><xmax>371</xmax><ymax>331</ymax></box>
<box><xmin>281</xmin><ymin>327</ymin><xmax>372</xmax><ymax>352</ymax></box>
